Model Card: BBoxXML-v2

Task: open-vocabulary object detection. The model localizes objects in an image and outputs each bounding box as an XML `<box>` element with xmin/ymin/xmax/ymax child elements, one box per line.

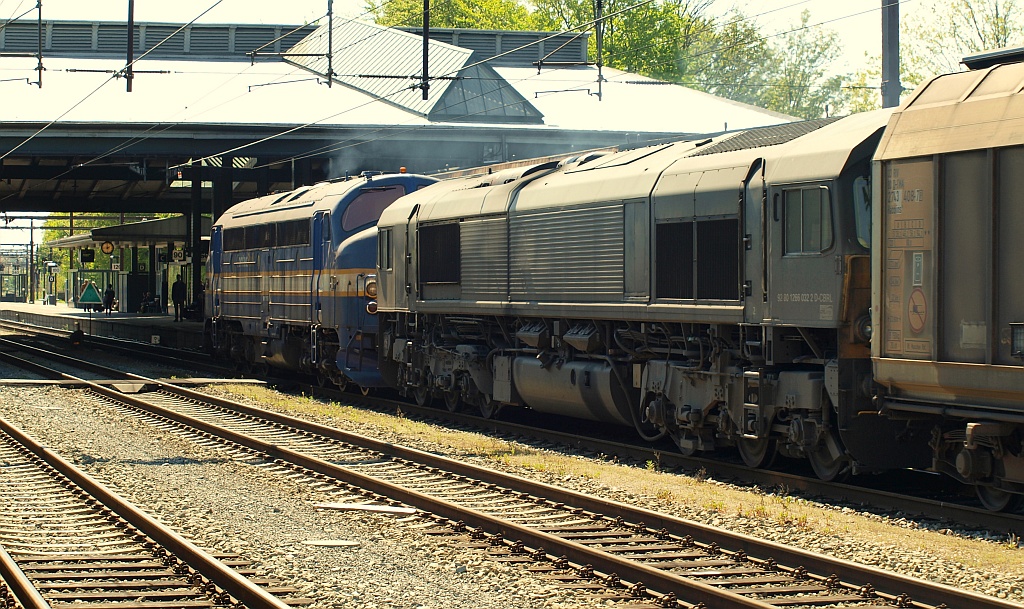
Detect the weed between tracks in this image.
<box><xmin>216</xmin><ymin>384</ymin><xmax>1024</xmax><ymax>592</ymax></box>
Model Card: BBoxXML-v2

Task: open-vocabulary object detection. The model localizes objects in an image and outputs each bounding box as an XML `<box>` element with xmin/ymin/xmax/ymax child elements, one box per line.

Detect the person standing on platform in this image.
<box><xmin>171</xmin><ymin>275</ymin><xmax>186</xmax><ymax>322</ymax></box>
<box><xmin>103</xmin><ymin>284</ymin><xmax>115</xmax><ymax>315</ymax></box>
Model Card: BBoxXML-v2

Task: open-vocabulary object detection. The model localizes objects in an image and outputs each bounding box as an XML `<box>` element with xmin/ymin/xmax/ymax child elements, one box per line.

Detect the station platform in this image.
<box><xmin>0</xmin><ymin>300</ymin><xmax>205</xmax><ymax>351</ymax></box>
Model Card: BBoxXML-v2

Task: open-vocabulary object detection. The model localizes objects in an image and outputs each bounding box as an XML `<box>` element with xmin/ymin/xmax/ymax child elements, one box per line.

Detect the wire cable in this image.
<box><xmin>0</xmin><ymin>0</ymin><xmax>227</xmax><ymax>163</ymax></box>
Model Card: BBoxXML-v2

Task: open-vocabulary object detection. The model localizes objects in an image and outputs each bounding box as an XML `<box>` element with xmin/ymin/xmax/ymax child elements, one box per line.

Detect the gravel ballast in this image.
<box><xmin>1</xmin><ymin>380</ymin><xmax>1022</xmax><ymax>607</ymax></box>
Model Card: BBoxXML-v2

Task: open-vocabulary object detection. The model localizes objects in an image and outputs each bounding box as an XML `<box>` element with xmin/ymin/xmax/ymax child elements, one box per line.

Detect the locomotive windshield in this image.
<box><xmin>853</xmin><ymin>176</ymin><xmax>871</xmax><ymax>248</ymax></box>
<box><xmin>342</xmin><ymin>186</ymin><xmax>407</xmax><ymax>231</ymax></box>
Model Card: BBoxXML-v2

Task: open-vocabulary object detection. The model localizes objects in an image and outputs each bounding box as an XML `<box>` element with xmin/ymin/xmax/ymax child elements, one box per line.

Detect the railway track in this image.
<box><xmin>0</xmin><ymin>336</ymin><xmax>1017</xmax><ymax>608</ymax></box>
<box><xmin>1</xmin><ymin>321</ymin><xmax>1021</xmax><ymax>532</ymax></box>
<box><xmin>323</xmin><ymin>386</ymin><xmax>1024</xmax><ymax>532</ymax></box>
<box><xmin>0</xmin><ymin>416</ymin><xmax>307</xmax><ymax>608</ymax></box>
<box><xmin>2</xmin><ymin>315</ymin><xmax>1022</xmax><ymax>528</ymax></box>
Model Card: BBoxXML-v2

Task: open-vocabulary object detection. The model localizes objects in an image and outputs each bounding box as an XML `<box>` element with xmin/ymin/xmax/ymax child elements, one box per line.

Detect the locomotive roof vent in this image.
<box><xmin>361</xmin><ymin>171</ymin><xmax>384</xmax><ymax>181</ymax></box>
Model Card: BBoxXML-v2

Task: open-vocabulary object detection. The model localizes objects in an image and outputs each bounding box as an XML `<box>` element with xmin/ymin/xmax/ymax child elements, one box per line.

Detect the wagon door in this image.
<box><xmin>765</xmin><ymin>183</ymin><xmax>840</xmax><ymax>325</ymax></box>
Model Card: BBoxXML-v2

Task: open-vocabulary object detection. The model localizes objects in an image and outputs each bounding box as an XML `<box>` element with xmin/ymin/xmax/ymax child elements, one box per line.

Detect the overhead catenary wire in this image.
<box><xmin>0</xmin><ymin>0</ymin><xmax>227</xmax><ymax>163</ymax></box>
<box><xmin>8</xmin><ymin>0</ymin><xmax>893</xmax><ymax>205</ymax></box>
<box><xmin>0</xmin><ymin>0</ymin><xmax>417</xmax><ymax>204</ymax></box>
<box><xmin>196</xmin><ymin>3</ymin><xmax>890</xmax><ymax>171</ymax></box>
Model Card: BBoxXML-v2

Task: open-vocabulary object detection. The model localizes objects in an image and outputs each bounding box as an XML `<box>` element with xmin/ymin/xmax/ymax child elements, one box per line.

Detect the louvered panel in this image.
<box><xmin>461</xmin><ymin>217</ymin><xmax>507</xmax><ymax>301</ymax></box>
<box><xmin>97</xmin><ymin>24</ymin><xmax>136</xmax><ymax>53</ymax></box>
<box><xmin>235</xmin><ymin>27</ymin><xmax>277</xmax><ymax>54</ymax></box>
<box><xmin>510</xmin><ymin>204</ymin><xmax>623</xmax><ymax>301</ymax></box>
<box><xmin>429</xmin><ymin>32</ymin><xmax>456</xmax><ymax>45</ymax></box>
<box><xmin>455</xmin><ymin>33</ymin><xmax>496</xmax><ymax>56</ymax></box>
<box><xmin>3</xmin><ymin>23</ymin><xmax>38</xmax><ymax>50</ymax></box>
<box><xmin>142</xmin><ymin>26</ymin><xmax>185</xmax><ymax>53</ymax></box>
<box><xmin>499</xmin><ymin>34</ymin><xmax>544</xmax><ymax>66</ymax></box>
<box><xmin>189</xmin><ymin>27</ymin><xmax>229</xmax><ymax>54</ymax></box>
<box><xmin>541</xmin><ymin>37</ymin><xmax>586</xmax><ymax>64</ymax></box>
<box><xmin>279</xmin><ymin>29</ymin><xmax>309</xmax><ymax>49</ymax></box>
<box><xmin>50</xmin><ymin>24</ymin><xmax>93</xmax><ymax>52</ymax></box>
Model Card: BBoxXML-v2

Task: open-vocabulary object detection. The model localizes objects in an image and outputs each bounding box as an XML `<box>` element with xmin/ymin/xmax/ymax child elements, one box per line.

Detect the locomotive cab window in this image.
<box><xmin>784</xmin><ymin>185</ymin><xmax>833</xmax><ymax>254</ymax></box>
<box><xmin>378</xmin><ymin>228</ymin><xmax>393</xmax><ymax>271</ymax></box>
<box><xmin>342</xmin><ymin>186</ymin><xmax>407</xmax><ymax>232</ymax></box>
<box><xmin>853</xmin><ymin>176</ymin><xmax>871</xmax><ymax>249</ymax></box>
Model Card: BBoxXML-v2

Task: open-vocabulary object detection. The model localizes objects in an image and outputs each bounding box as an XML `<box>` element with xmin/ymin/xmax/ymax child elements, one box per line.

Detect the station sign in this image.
<box><xmin>79</xmin><ymin>282</ymin><xmax>103</xmax><ymax>305</ymax></box>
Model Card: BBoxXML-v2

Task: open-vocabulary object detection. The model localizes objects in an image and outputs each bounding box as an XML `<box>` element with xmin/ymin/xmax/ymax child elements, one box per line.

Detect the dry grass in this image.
<box><xmin>218</xmin><ymin>384</ymin><xmax>1024</xmax><ymax>578</ymax></box>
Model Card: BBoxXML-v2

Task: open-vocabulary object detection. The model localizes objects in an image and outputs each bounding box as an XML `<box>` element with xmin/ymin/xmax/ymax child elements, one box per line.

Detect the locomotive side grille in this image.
<box><xmin>218</xmin><ymin>262</ymin><xmax>261</xmax><ymax>320</ymax></box>
<box><xmin>656</xmin><ymin>221</ymin><xmax>693</xmax><ymax>299</ymax></box>
<box><xmin>419</xmin><ymin>223</ymin><xmax>461</xmax><ymax>284</ymax></box>
<box><xmin>461</xmin><ymin>217</ymin><xmax>508</xmax><ymax>300</ymax></box>
<box><xmin>509</xmin><ymin>203</ymin><xmax>624</xmax><ymax>301</ymax></box>
<box><xmin>696</xmin><ymin>219</ymin><xmax>739</xmax><ymax>300</ymax></box>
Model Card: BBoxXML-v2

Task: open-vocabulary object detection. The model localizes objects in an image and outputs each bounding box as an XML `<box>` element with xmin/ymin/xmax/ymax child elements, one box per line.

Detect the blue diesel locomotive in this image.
<box><xmin>205</xmin><ymin>171</ymin><xmax>437</xmax><ymax>389</ymax></box>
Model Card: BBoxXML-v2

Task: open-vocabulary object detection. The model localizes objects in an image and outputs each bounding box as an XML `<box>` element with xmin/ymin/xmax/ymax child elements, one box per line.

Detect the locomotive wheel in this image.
<box><xmin>737</xmin><ymin>436</ymin><xmax>778</xmax><ymax>469</ymax></box>
<box><xmin>476</xmin><ymin>394</ymin><xmax>501</xmax><ymax>419</ymax></box>
<box><xmin>443</xmin><ymin>390</ymin><xmax>462</xmax><ymax>413</ymax></box>
<box><xmin>807</xmin><ymin>432</ymin><xmax>849</xmax><ymax>482</ymax></box>
<box><xmin>976</xmin><ymin>485</ymin><xmax>1024</xmax><ymax>512</ymax></box>
<box><xmin>668</xmin><ymin>429</ymin><xmax>699</xmax><ymax>457</ymax></box>
<box><xmin>316</xmin><ymin>373</ymin><xmax>330</xmax><ymax>388</ymax></box>
<box><xmin>413</xmin><ymin>385</ymin><xmax>432</xmax><ymax>407</ymax></box>
<box><xmin>360</xmin><ymin>386</ymin><xmax>372</xmax><ymax>396</ymax></box>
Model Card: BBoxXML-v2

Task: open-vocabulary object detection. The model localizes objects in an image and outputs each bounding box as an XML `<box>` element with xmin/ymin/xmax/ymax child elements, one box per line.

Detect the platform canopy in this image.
<box><xmin>44</xmin><ymin>215</ymin><xmax>211</xmax><ymax>250</ymax></box>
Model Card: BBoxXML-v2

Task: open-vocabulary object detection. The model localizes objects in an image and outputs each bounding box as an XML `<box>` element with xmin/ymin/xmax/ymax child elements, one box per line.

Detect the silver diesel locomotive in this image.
<box><xmin>376</xmin><ymin>57</ymin><xmax>1024</xmax><ymax>510</ymax></box>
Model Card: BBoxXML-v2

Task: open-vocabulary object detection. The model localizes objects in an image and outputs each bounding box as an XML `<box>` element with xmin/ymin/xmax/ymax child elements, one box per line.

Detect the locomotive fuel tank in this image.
<box><xmin>511</xmin><ymin>357</ymin><xmax>632</xmax><ymax>426</ymax></box>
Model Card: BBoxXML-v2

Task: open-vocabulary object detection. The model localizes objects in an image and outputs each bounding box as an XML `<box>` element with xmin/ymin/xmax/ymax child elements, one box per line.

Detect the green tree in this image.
<box><xmin>367</xmin><ymin>0</ymin><xmax>848</xmax><ymax>119</ymax></box>
<box><xmin>758</xmin><ymin>10</ymin><xmax>845</xmax><ymax>119</ymax></box>
<box><xmin>367</xmin><ymin>0</ymin><xmax>531</xmax><ymax>29</ymax></box>
<box><xmin>528</xmin><ymin>0</ymin><xmax>716</xmax><ymax>80</ymax></box>
<box><xmin>843</xmin><ymin>0</ymin><xmax>1024</xmax><ymax>111</ymax></box>
<box><xmin>679</xmin><ymin>14</ymin><xmax>774</xmax><ymax>108</ymax></box>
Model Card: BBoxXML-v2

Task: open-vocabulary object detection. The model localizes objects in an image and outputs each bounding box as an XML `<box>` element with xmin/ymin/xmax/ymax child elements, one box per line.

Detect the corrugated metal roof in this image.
<box><xmin>286</xmin><ymin>19</ymin><xmax>470</xmax><ymax>116</ymax></box>
<box><xmin>285</xmin><ymin>19</ymin><xmax>542</xmax><ymax>123</ymax></box>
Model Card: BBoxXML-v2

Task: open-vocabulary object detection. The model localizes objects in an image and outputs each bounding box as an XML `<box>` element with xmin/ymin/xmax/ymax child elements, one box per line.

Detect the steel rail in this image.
<box><xmin>101</xmin><ymin>380</ymin><xmax>1020</xmax><ymax>609</ymax></box>
<box><xmin>2</xmin><ymin>335</ymin><xmax>1021</xmax><ymax>608</ymax></box>
<box><xmin>5</xmin><ymin>311</ymin><xmax>1019</xmax><ymax>531</ymax></box>
<box><xmin>91</xmin><ymin>390</ymin><xmax>780</xmax><ymax>608</ymax></box>
<box><xmin>343</xmin><ymin>389</ymin><xmax>1024</xmax><ymax>533</ymax></box>
<box><xmin>0</xmin><ymin>415</ymin><xmax>291</xmax><ymax>609</ymax></box>
<box><xmin>0</xmin><ymin>543</ymin><xmax>51</xmax><ymax>609</ymax></box>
